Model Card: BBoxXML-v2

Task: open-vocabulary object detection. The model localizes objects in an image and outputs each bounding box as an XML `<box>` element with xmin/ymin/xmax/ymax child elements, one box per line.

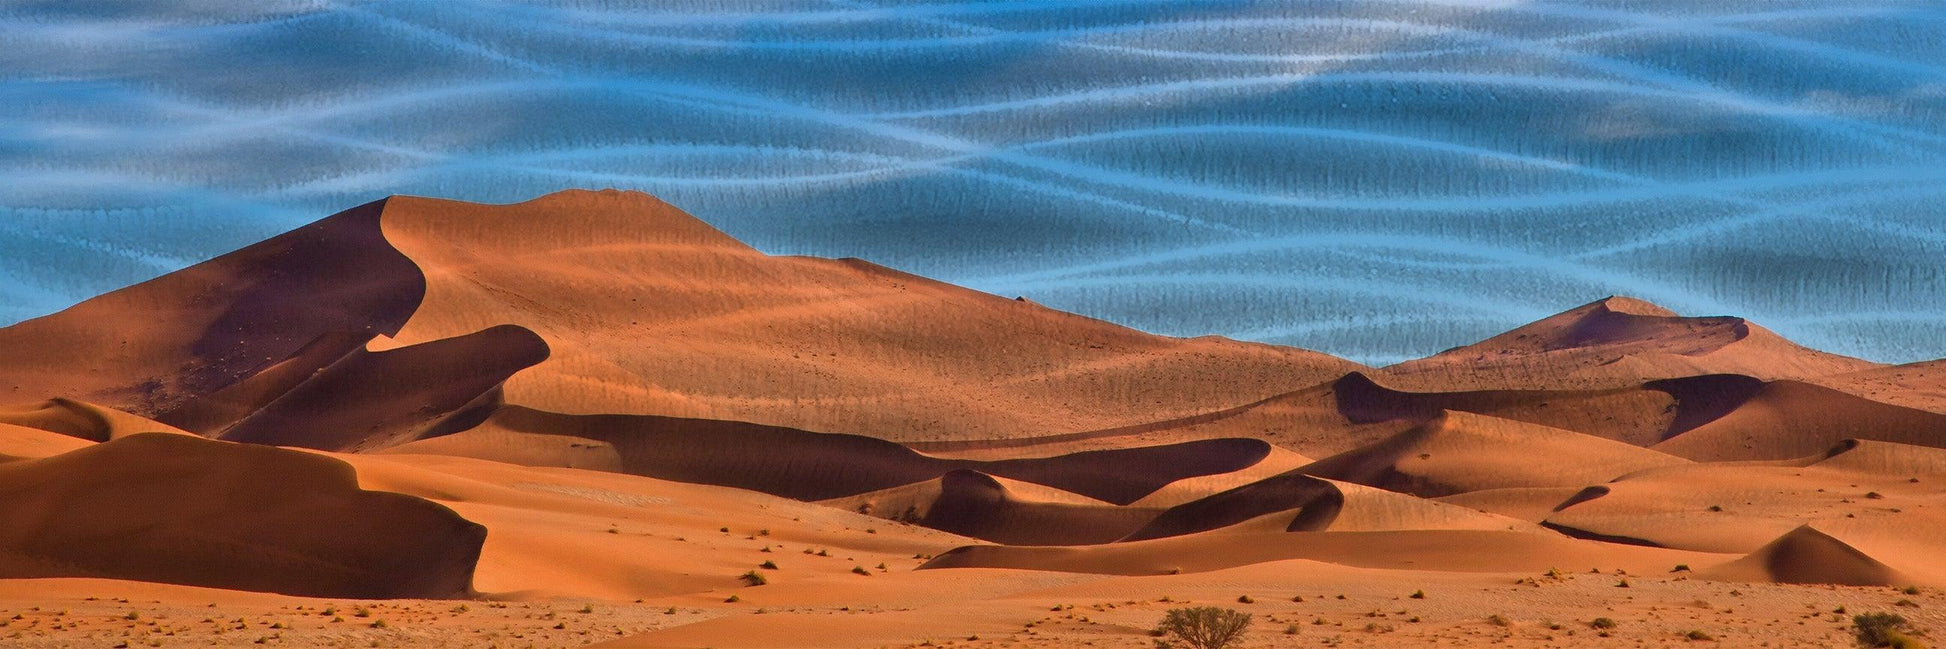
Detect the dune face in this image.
<box><xmin>1383</xmin><ymin>297</ymin><xmax>1879</xmax><ymax>390</ymax></box>
<box><xmin>1301</xmin><ymin>411</ymin><xmax>1690</xmax><ymax>497</ymax></box>
<box><xmin>1653</xmin><ymin>380</ymin><xmax>1946</xmax><ymax>461</ymax></box>
<box><xmin>0</xmin><ymin>434</ymin><xmax>484</xmax><ymax>598</ymax></box>
<box><xmin>0</xmin><ymin>191</ymin><xmax>1355</xmax><ymax>448</ymax></box>
<box><xmin>1700</xmin><ymin>526</ymin><xmax>1904</xmax><ymax>587</ymax></box>
<box><xmin>0</xmin><ymin>201</ymin><xmax>425</xmax><ymax>418</ymax></box>
<box><xmin>1</xmin><ymin>190</ymin><xmax>1944</xmax><ymax>648</ymax></box>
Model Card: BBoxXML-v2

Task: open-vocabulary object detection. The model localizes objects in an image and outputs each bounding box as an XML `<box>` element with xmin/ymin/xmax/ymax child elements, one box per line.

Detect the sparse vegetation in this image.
<box><xmin>740</xmin><ymin>570</ymin><xmax>768</xmax><ymax>586</ymax></box>
<box><xmin>1487</xmin><ymin>614</ymin><xmax>1511</xmax><ymax>627</ymax></box>
<box><xmin>1685</xmin><ymin>630</ymin><xmax>1715</xmax><ymax>641</ymax></box>
<box><xmin>1591</xmin><ymin>617</ymin><xmax>1618</xmax><ymax>629</ymax></box>
<box><xmin>851</xmin><ymin>566</ymin><xmax>871</xmax><ymax>576</ymax></box>
<box><xmin>1855</xmin><ymin>613</ymin><xmax>1926</xmax><ymax>648</ymax></box>
<box><xmin>759</xmin><ymin>560</ymin><xmax>778</xmax><ymax>570</ymax></box>
<box><xmin>1153</xmin><ymin>607</ymin><xmax>1252</xmax><ymax>649</ymax></box>
<box><xmin>1236</xmin><ymin>595</ymin><xmax>1254</xmax><ymax>604</ymax></box>
<box><xmin>1410</xmin><ymin>590</ymin><xmax>1426</xmax><ymax>599</ymax></box>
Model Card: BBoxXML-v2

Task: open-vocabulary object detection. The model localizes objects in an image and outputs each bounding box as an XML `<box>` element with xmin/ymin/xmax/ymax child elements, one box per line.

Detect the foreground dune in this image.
<box><xmin>0</xmin><ymin>434</ymin><xmax>484</xmax><ymax>598</ymax></box>
<box><xmin>0</xmin><ymin>191</ymin><xmax>1941</xmax><ymax>648</ymax></box>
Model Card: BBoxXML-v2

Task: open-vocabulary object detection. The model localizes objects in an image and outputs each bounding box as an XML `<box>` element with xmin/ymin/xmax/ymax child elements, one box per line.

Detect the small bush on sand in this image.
<box><xmin>1590</xmin><ymin>617</ymin><xmax>1617</xmax><ymax>629</ymax></box>
<box><xmin>1153</xmin><ymin>607</ymin><xmax>1252</xmax><ymax>649</ymax></box>
<box><xmin>1855</xmin><ymin>613</ymin><xmax>1926</xmax><ymax>648</ymax></box>
<box><xmin>1685</xmin><ymin>630</ymin><xmax>1714</xmax><ymax>641</ymax></box>
<box><xmin>739</xmin><ymin>571</ymin><xmax>767</xmax><ymax>586</ymax></box>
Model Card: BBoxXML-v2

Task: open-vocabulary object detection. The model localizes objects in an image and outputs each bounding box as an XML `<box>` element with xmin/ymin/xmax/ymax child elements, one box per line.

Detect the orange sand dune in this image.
<box><xmin>1066</xmin><ymin>371</ymin><xmax>1748</xmax><ymax>457</ymax></box>
<box><xmin>1700</xmin><ymin>525</ymin><xmax>1906</xmax><ymax>587</ymax></box>
<box><xmin>1301</xmin><ymin>410</ymin><xmax>1690</xmax><ymax>497</ymax></box>
<box><xmin>0</xmin><ymin>398</ymin><xmax>194</xmax><ymax>442</ymax></box>
<box><xmin>1121</xmin><ymin>473</ymin><xmax>1534</xmax><ymax>542</ymax></box>
<box><xmin>1383</xmin><ymin>296</ymin><xmax>1878</xmax><ymax>390</ymax></box>
<box><xmin>409</xmin><ymin>406</ymin><xmax>1274</xmax><ymax>505</ymax></box>
<box><xmin>920</xmin><ymin>529</ymin><xmax>1722</xmax><ymax>576</ymax></box>
<box><xmin>0</xmin><ymin>424</ymin><xmax>93</xmax><ymax>462</ymax></box>
<box><xmin>1652</xmin><ymin>380</ymin><xmax>1946</xmax><ymax>461</ymax></box>
<box><xmin>0</xmin><ymin>191</ymin><xmax>1356</xmax><ymax>445</ymax></box>
<box><xmin>332</xmin><ymin>451</ymin><xmax>967</xmax><ymax>601</ymax></box>
<box><xmin>1542</xmin><ymin>454</ymin><xmax>1941</xmax><ymax>553</ymax></box>
<box><xmin>1813</xmin><ymin>358</ymin><xmax>1946</xmax><ymax>413</ymax></box>
<box><xmin>0</xmin><ymin>434</ymin><xmax>484</xmax><ymax>598</ymax></box>
<box><xmin>817</xmin><ymin>470</ymin><xmax>1159</xmax><ymax>546</ymax></box>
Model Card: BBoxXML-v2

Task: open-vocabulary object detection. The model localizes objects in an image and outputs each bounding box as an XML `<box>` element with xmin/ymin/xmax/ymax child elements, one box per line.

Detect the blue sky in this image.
<box><xmin>3</xmin><ymin>0</ymin><xmax>1944</xmax><ymax>364</ymax></box>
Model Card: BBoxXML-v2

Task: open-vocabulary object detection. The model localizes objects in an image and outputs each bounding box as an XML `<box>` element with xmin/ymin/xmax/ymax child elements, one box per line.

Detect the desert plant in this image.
<box><xmin>1685</xmin><ymin>629</ymin><xmax>1714</xmax><ymax>641</ymax></box>
<box><xmin>1153</xmin><ymin>607</ymin><xmax>1252</xmax><ymax>649</ymax></box>
<box><xmin>739</xmin><ymin>571</ymin><xmax>767</xmax><ymax>586</ymax></box>
<box><xmin>1855</xmin><ymin>613</ymin><xmax>1927</xmax><ymax>648</ymax></box>
<box><xmin>1590</xmin><ymin>617</ymin><xmax>1618</xmax><ymax>629</ymax></box>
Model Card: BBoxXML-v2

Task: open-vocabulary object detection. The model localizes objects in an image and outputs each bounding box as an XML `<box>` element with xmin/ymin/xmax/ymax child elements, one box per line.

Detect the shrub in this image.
<box><xmin>1855</xmin><ymin>613</ymin><xmax>1927</xmax><ymax>648</ymax></box>
<box><xmin>759</xmin><ymin>560</ymin><xmax>779</xmax><ymax>570</ymax></box>
<box><xmin>740</xmin><ymin>571</ymin><xmax>768</xmax><ymax>586</ymax></box>
<box><xmin>1153</xmin><ymin>607</ymin><xmax>1252</xmax><ymax>649</ymax></box>
<box><xmin>1409</xmin><ymin>590</ymin><xmax>1426</xmax><ymax>599</ymax></box>
<box><xmin>1685</xmin><ymin>630</ymin><xmax>1714</xmax><ymax>641</ymax></box>
<box><xmin>1591</xmin><ymin>617</ymin><xmax>1618</xmax><ymax>629</ymax></box>
<box><xmin>1487</xmin><ymin>614</ymin><xmax>1511</xmax><ymax>627</ymax></box>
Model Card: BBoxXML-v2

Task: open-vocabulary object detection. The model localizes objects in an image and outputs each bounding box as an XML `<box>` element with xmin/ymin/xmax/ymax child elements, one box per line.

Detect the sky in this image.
<box><xmin>2</xmin><ymin>0</ymin><xmax>1944</xmax><ymax>365</ymax></box>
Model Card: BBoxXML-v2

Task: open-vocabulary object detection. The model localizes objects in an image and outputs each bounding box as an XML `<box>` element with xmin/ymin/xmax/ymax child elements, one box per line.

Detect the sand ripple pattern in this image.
<box><xmin>1</xmin><ymin>0</ymin><xmax>1943</xmax><ymax>364</ymax></box>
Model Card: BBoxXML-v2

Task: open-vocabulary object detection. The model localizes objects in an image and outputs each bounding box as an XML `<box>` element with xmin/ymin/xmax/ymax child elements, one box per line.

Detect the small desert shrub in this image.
<box><xmin>759</xmin><ymin>560</ymin><xmax>779</xmax><ymax>570</ymax></box>
<box><xmin>739</xmin><ymin>571</ymin><xmax>768</xmax><ymax>586</ymax></box>
<box><xmin>1685</xmin><ymin>630</ymin><xmax>1714</xmax><ymax>641</ymax></box>
<box><xmin>1409</xmin><ymin>590</ymin><xmax>1426</xmax><ymax>599</ymax></box>
<box><xmin>1855</xmin><ymin>613</ymin><xmax>1926</xmax><ymax>648</ymax></box>
<box><xmin>851</xmin><ymin>566</ymin><xmax>871</xmax><ymax>576</ymax></box>
<box><xmin>1590</xmin><ymin>617</ymin><xmax>1618</xmax><ymax>629</ymax></box>
<box><xmin>1153</xmin><ymin>607</ymin><xmax>1252</xmax><ymax>649</ymax></box>
<box><xmin>1236</xmin><ymin>595</ymin><xmax>1254</xmax><ymax>604</ymax></box>
<box><xmin>1487</xmin><ymin>614</ymin><xmax>1511</xmax><ymax>627</ymax></box>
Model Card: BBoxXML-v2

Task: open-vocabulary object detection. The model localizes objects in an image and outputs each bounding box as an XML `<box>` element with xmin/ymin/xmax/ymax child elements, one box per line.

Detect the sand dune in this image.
<box><xmin>0</xmin><ymin>434</ymin><xmax>483</xmax><ymax>598</ymax></box>
<box><xmin>1653</xmin><ymin>380</ymin><xmax>1946</xmax><ymax>461</ymax></box>
<box><xmin>818</xmin><ymin>470</ymin><xmax>1159</xmax><ymax>546</ymax></box>
<box><xmin>1813</xmin><ymin>358</ymin><xmax>1946</xmax><ymax>414</ymax></box>
<box><xmin>1301</xmin><ymin>410</ymin><xmax>1690</xmax><ymax>497</ymax></box>
<box><xmin>0</xmin><ymin>191</ymin><xmax>1356</xmax><ymax>446</ymax></box>
<box><xmin>1699</xmin><ymin>525</ymin><xmax>1905</xmax><ymax>587</ymax></box>
<box><xmin>0</xmin><ymin>398</ymin><xmax>194</xmax><ymax>442</ymax></box>
<box><xmin>0</xmin><ymin>201</ymin><xmax>425</xmax><ymax>418</ymax></box>
<box><xmin>1121</xmin><ymin>473</ymin><xmax>1534</xmax><ymax>542</ymax></box>
<box><xmin>921</xmin><ymin>529</ymin><xmax>1721</xmax><ymax>577</ymax></box>
<box><xmin>1383</xmin><ymin>296</ymin><xmax>1878</xmax><ymax>390</ymax></box>
<box><xmin>365</xmin><ymin>191</ymin><xmax>1360</xmax><ymax>442</ymax></box>
<box><xmin>1081</xmin><ymin>371</ymin><xmax>1746</xmax><ymax>457</ymax></box>
<box><xmin>1542</xmin><ymin>454</ymin><xmax>1938</xmax><ymax>553</ymax></box>
<box><xmin>428</xmin><ymin>406</ymin><xmax>1273</xmax><ymax>506</ymax></box>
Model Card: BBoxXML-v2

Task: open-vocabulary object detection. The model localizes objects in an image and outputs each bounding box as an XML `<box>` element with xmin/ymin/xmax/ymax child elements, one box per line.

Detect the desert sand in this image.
<box><xmin>1</xmin><ymin>190</ymin><xmax>1941</xmax><ymax>648</ymax></box>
